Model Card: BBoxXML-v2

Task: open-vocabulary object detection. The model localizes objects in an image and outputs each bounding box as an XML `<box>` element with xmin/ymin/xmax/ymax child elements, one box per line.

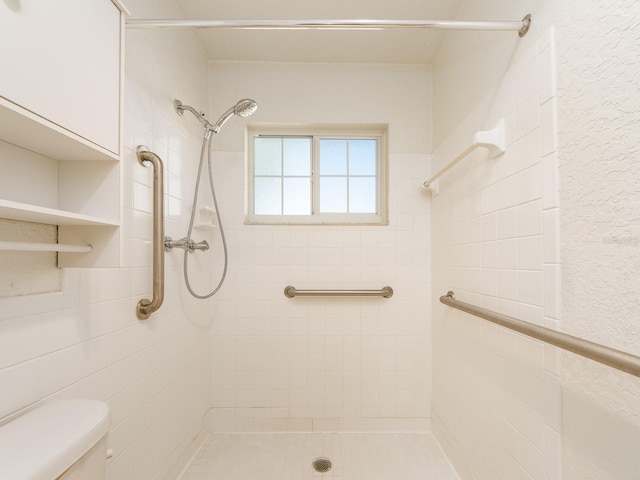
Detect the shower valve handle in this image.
<box><xmin>190</xmin><ymin>240</ymin><xmax>210</xmax><ymax>252</ymax></box>
<box><xmin>164</xmin><ymin>236</ymin><xmax>210</xmax><ymax>253</ymax></box>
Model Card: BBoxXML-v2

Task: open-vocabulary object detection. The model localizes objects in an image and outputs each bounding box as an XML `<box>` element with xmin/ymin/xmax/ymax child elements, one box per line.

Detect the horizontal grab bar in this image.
<box><xmin>0</xmin><ymin>241</ymin><xmax>92</xmax><ymax>253</ymax></box>
<box><xmin>441</xmin><ymin>291</ymin><xmax>640</xmax><ymax>378</ymax></box>
<box><xmin>284</xmin><ymin>285</ymin><xmax>393</xmax><ymax>298</ymax></box>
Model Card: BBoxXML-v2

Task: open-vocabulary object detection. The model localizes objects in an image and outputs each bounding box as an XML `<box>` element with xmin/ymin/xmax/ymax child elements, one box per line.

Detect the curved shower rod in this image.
<box><xmin>126</xmin><ymin>15</ymin><xmax>532</xmax><ymax>37</ymax></box>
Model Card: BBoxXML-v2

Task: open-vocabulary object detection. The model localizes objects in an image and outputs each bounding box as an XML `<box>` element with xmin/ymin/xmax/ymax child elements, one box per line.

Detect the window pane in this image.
<box><xmin>349</xmin><ymin>177</ymin><xmax>376</xmax><ymax>213</ymax></box>
<box><xmin>349</xmin><ymin>139</ymin><xmax>377</xmax><ymax>175</ymax></box>
<box><xmin>320</xmin><ymin>177</ymin><xmax>347</xmax><ymax>213</ymax></box>
<box><xmin>283</xmin><ymin>178</ymin><xmax>311</xmax><ymax>215</ymax></box>
<box><xmin>283</xmin><ymin>138</ymin><xmax>311</xmax><ymax>176</ymax></box>
<box><xmin>254</xmin><ymin>177</ymin><xmax>281</xmax><ymax>215</ymax></box>
<box><xmin>248</xmin><ymin>128</ymin><xmax>386</xmax><ymax>224</ymax></box>
<box><xmin>319</xmin><ymin>139</ymin><xmax>347</xmax><ymax>175</ymax></box>
<box><xmin>254</xmin><ymin>138</ymin><xmax>282</xmax><ymax>175</ymax></box>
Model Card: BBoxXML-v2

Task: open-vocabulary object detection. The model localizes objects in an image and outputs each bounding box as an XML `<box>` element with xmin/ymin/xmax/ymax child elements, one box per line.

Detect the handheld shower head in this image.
<box><xmin>210</xmin><ymin>98</ymin><xmax>258</xmax><ymax>134</ymax></box>
<box><xmin>174</xmin><ymin>98</ymin><xmax>258</xmax><ymax>136</ymax></box>
<box><xmin>234</xmin><ymin>98</ymin><xmax>258</xmax><ymax>118</ymax></box>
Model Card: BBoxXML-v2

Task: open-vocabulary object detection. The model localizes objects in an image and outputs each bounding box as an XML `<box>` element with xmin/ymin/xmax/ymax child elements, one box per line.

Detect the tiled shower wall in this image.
<box><xmin>431</xmin><ymin>27</ymin><xmax>562</xmax><ymax>480</ymax></box>
<box><xmin>0</xmin><ymin>1</ymin><xmax>213</xmax><ymax>478</ymax></box>
<box><xmin>207</xmin><ymin>62</ymin><xmax>434</xmax><ymax>432</ymax></box>
<box><xmin>208</xmin><ymin>152</ymin><xmax>432</xmax><ymax>432</ymax></box>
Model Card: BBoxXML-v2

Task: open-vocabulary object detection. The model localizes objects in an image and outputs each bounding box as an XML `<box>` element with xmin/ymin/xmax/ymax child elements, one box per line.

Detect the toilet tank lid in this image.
<box><xmin>0</xmin><ymin>399</ymin><xmax>110</xmax><ymax>480</ymax></box>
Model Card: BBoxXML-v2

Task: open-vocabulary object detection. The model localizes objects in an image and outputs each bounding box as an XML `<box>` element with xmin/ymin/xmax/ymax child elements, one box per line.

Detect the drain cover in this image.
<box><xmin>312</xmin><ymin>456</ymin><xmax>332</xmax><ymax>473</ymax></box>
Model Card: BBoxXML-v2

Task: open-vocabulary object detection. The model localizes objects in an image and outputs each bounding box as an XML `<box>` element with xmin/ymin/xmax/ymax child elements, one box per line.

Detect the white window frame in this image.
<box><xmin>245</xmin><ymin>124</ymin><xmax>389</xmax><ymax>225</ymax></box>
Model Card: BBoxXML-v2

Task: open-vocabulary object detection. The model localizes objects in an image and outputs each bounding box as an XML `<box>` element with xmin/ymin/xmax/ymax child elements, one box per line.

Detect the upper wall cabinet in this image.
<box><xmin>0</xmin><ymin>0</ymin><xmax>127</xmax><ymax>267</ymax></box>
<box><xmin>0</xmin><ymin>0</ymin><xmax>122</xmax><ymax>155</ymax></box>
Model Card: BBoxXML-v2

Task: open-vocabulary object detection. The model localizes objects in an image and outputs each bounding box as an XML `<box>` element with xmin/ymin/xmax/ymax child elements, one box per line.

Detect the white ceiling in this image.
<box><xmin>173</xmin><ymin>0</ymin><xmax>464</xmax><ymax>64</ymax></box>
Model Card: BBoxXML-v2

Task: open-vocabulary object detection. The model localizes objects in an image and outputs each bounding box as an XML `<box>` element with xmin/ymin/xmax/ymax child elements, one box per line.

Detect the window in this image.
<box><xmin>246</xmin><ymin>125</ymin><xmax>388</xmax><ymax>225</ymax></box>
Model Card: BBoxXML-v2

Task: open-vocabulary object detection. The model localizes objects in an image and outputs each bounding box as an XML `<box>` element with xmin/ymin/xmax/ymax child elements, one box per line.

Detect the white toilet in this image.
<box><xmin>0</xmin><ymin>399</ymin><xmax>111</xmax><ymax>480</ymax></box>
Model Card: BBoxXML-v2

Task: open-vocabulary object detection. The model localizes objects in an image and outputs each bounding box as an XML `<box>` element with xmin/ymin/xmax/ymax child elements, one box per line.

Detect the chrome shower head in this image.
<box><xmin>211</xmin><ymin>98</ymin><xmax>258</xmax><ymax>134</ymax></box>
<box><xmin>234</xmin><ymin>98</ymin><xmax>258</xmax><ymax>118</ymax></box>
<box><xmin>174</xmin><ymin>98</ymin><xmax>258</xmax><ymax>136</ymax></box>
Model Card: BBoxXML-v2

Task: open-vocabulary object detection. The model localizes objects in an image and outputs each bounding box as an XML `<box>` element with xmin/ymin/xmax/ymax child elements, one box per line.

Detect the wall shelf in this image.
<box><xmin>193</xmin><ymin>206</ymin><xmax>217</xmax><ymax>229</ymax></box>
<box><xmin>0</xmin><ymin>199</ymin><xmax>118</xmax><ymax>227</ymax></box>
<box><xmin>0</xmin><ymin>0</ymin><xmax>126</xmax><ymax>267</ymax></box>
<box><xmin>0</xmin><ymin>97</ymin><xmax>118</xmax><ymax>163</ymax></box>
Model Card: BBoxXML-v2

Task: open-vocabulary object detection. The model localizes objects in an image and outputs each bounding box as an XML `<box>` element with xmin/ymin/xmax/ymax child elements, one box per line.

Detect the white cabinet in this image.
<box><xmin>0</xmin><ymin>0</ymin><xmax>127</xmax><ymax>267</ymax></box>
<box><xmin>0</xmin><ymin>0</ymin><xmax>121</xmax><ymax>153</ymax></box>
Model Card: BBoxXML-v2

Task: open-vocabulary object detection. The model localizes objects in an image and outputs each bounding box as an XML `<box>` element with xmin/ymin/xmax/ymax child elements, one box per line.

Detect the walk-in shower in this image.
<box><xmin>168</xmin><ymin>98</ymin><xmax>257</xmax><ymax>298</ymax></box>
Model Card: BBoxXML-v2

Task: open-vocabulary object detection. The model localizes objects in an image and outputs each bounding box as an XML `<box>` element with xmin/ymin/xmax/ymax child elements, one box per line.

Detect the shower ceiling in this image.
<box><xmin>174</xmin><ymin>0</ymin><xmax>465</xmax><ymax>64</ymax></box>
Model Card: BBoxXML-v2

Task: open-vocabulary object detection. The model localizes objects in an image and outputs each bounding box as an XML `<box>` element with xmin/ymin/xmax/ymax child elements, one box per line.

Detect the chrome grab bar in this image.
<box><xmin>136</xmin><ymin>146</ymin><xmax>165</xmax><ymax>320</ymax></box>
<box><xmin>441</xmin><ymin>291</ymin><xmax>640</xmax><ymax>378</ymax></box>
<box><xmin>284</xmin><ymin>286</ymin><xmax>393</xmax><ymax>298</ymax></box>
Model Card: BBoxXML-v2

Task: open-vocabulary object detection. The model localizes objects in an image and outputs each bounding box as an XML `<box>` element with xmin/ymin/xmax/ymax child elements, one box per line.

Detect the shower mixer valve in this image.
<box><xmin>164</xmin><ymin>236</ymin><xmax>210</xmax><ymax>253</ymax></box>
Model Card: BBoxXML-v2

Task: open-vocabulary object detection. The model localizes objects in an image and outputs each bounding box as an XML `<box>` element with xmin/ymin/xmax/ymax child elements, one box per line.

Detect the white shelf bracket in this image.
<box><xmin>474</xmin><ymin>119</ymin><xmax>505</xmax><ymax>158</ymax></box>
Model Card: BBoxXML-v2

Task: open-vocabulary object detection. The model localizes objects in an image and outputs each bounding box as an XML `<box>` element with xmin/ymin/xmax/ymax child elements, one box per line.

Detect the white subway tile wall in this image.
<box><xmin>0</xmin><ymin>76</ymin><xmax>212</xmax><ymax>480</ymax></box>
<box><xmin>208</xmin><ymin>151</ymin><xmax>433</xmax><ymax>432</ymax></box>
<box><xmin>431</xmin><ymin>29</ymin><xmax>562</xmax><ymax>480</ymax></box>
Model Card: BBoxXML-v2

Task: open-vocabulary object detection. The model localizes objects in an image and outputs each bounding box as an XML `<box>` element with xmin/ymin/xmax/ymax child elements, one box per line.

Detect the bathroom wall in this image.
<box><xmin>431</xmin><ymin>1</ymin><xmax>562</xmax><ymax>479</ymax></box>
<box><xmin>0</xmin><ymin>1</ymin><xmax>214</xmax><ymax>479</ymax></box>
<box><xmin>432</xmin><ymin>1</ymin><xmax>640</xmax><ymax>479</ymax></box>
<box><xmin>0</xmin><ymin>219</ymin><xmax>59</xmax><ymax>297</ymax></box>
<box><xmin>553</xmin><ymin>1</ymin><xmax>640</xmax><ymax>478</ymax></box>
<box><xmin>206</xmin><ymin>61</ymin><xmax>434</xmax><ymax>432</ymax></box>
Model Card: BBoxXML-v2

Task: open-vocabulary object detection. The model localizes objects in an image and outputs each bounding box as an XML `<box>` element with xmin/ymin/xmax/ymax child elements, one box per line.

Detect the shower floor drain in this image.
<box><xmin>312</xmin><ymin>456</ymin><xmax>332</xmax><ymax>473</ymax></box>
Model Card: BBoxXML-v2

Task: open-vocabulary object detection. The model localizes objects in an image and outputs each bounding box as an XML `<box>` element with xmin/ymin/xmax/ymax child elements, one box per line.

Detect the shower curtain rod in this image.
<box><xmin>125</xmin><ymin>15</ymin><xmax>532</xmax><ymax>37</ymax></box>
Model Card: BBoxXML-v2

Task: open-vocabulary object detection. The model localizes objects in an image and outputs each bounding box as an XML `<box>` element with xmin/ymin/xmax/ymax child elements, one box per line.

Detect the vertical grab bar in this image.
<box><xmin>136</xmin><ymin>145</ymin><xmax>165</xmax><ymax>320</ymax></box>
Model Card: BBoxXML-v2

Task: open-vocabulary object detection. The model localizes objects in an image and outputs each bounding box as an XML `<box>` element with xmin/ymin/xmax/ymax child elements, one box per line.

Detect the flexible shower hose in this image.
<box><xmin>182</xmin><ymin>130</ymin><xmax>229</xmax><ymax>299</ymax></box>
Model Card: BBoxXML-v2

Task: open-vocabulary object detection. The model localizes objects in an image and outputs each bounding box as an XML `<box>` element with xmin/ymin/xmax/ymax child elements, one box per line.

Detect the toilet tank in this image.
<box><xmin>0</xmin><ymin>399</ymin><xmax>110</xmax><ymax>480</ymax></box>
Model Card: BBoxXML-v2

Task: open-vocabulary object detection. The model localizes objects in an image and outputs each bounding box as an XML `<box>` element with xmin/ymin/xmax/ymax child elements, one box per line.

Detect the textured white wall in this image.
<box><xmin>0</xmin><ymin>1</ymin><xmax>213</xmax><ymax>479</ymax></box>
<box><xmin>0</xmin><ymin>219</ymin><xmax>59</xmax><ymax>297</ymax></box>
<box><xmin>205</xmin><ymin>61</ymin><xmax>433</xmax><ymax>432</ymax></box>
<box><xmin>554</xmin><ymin>1</ymin><xmax>640</xmax><ymax>478</ymax></box>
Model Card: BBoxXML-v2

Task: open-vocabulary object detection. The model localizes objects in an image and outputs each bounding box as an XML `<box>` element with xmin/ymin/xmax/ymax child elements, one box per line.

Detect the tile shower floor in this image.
<box><xmin>181</xmin><ymin>432</ymin><xmax>459</xmax><ymax>480</ymax></box>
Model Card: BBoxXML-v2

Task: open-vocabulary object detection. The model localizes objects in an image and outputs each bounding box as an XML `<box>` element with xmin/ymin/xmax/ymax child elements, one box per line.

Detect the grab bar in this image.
<box><xmin>441</xmin><ymin>291</ymin><xmax>640</xmax><ymax>378</ymax></box>
<box><xmin>136</xmin><ymin>146</ymin><xmax>165</xmax><ymax>320</ymax></box>
<box><xmin>284</xmin><ymin>285</ymin><xmax>393</xmax><ymax>298</ymax></box>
